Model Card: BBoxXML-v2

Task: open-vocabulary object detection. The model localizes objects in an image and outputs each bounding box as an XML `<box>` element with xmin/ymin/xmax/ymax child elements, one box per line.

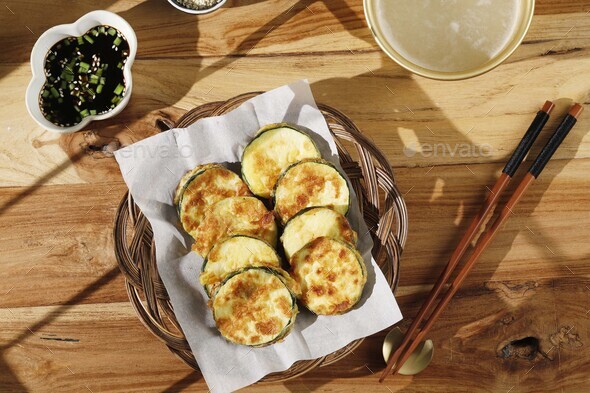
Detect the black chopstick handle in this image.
<box><xmin>502</xmin><ymin>101</ymin><xmax>554</xmax><ymax>177</ymax></box>
<box><xmin>529</xmin><ymin>104</ymin><xmax>583</xmax><ymax>178</ymax></box>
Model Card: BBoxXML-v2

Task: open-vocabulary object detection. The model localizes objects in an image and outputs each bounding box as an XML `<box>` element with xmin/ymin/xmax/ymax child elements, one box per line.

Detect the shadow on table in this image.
<box><xmin>379</xmin><ymin>97</ymin><xmax>588</xmax><ymax>387</ymax></box>
<box><xmin>59</xmin><ymin>0</ymin><xmax>336</xmax><ymax>184</ymax></box>
<box><xmin>0</xmin><ymin>359</ymin><xmax>26</xmax><ymax>393</ymax></box>
<box><xmin>277</xmin><ymin>6</ymin><xmax>477</xmax><ymax>393</ymax></box>
<box><xmin>0</xmin><ymin>267</ymin><xmax>122</xmax><ymax>392</ymax></box>
<box><xmin>289</xmin><ymin>3</ymin><xmax>589</xmax><ymax>391</ymax></box>
<box><xmin>0</xmin><ymin>2</ymin><xmax>297</xmax><ymax>390</ymax></box>
<box><xmin>1</xmin><ymin>0</ymin><xmax>474</xmax><ymax>391</ymax></box>
<box><xmin>161</xmin><ymin>371</ymin><xmax>202</xmax><ymax>393</ymax></box>
<box><xmin>1</xmin><ymin>0</ymin><xmax>271</xmax><ymax>213</ymax></box>
<box><xmin>0</xmin><ymin>151</ymin><xmax>85</xmax><ymax>216</ymax></box>
<box><xmin>447</xmin><ymin>97</ymin><xmax>589</xmax><ymax>362</ymax></box>
<box><xmin>8</xmin><ymin>0</ymin><xmax>582</xmax><ymax>391</ymax></box>
<box><xmin>470</xmin><ymin>97</ymin><xmax>586</xmax><ymax>277</ymax></box>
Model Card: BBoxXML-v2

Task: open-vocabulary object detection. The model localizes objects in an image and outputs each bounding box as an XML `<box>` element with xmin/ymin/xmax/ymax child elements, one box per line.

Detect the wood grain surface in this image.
<box><xmin>1</xmin><ymin>0</ymin><xmax>589</xmax><ymax>392</ymax></box>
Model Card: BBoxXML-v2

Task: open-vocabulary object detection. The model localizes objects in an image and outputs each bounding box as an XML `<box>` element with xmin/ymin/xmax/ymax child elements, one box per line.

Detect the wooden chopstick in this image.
<box><xmin>379</xmin><ymin>100</ymin><xmax>555</xmax><ymax>382</ymax></box>
<box><xmin>382</xmin><ymin>103</ymin><xmax>583</xmax><ymax>381</ymax></box>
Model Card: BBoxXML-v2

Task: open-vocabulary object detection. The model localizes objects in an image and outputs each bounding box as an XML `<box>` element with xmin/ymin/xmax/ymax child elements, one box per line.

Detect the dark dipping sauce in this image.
<box><xmin>40</xmin><ymin>25</ymin><xmax>130</xmax><ymax>127</ymax></box>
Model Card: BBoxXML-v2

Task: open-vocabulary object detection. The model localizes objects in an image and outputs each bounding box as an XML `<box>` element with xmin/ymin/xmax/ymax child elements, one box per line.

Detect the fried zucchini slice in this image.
<box><xmin>241</xmin><ymin>123</ymin><xmax>321</xmax><ymax>198</ymax></box>
<box><xmin>174</xmin><ymin>163</ymin><xmax>218</xmax><ymax>209</ymax></box>
<box><xmin>281</xmin><ymin>207</ymin><xmax>357</xmax><ymax>260</ymax></box>
<box><xmin>211</xmin><ymin>267</ymin><xmax>299</xmax><ymax>347</ymax></box>
<box><xmin>290</xmin><ymin>237</ymin><xmax>366</xmax><ymax>315</ymax></box>
<box><xmin>193</xmin><ymin>196</ymin><xmax>277</xmax><ymax>256</ymax></box>
<box><xmin>200</xmin><ymin>235</ymin><xmax>281</xmax><ymax>297</ymax></box>
<box><xmin>273</xmin><ymin>159</ymin><xmax>350</xmax><ymax>224</ymax></box>
<box><xmin>176</xmin><ymin>165</ymin><xmax>251</xmax><ymax>239</ymax></box>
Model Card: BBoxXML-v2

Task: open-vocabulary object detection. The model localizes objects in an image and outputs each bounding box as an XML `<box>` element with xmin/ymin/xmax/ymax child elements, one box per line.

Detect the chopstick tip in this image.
<box><xmin>542</xmin><ymin>100</ymin><xmax>555</xmax><ymax>114</ymax></box>
<box><xmin>569</xmin><ymin>103</ymin><xmax>584</xmax><ymax>119</ymax></box>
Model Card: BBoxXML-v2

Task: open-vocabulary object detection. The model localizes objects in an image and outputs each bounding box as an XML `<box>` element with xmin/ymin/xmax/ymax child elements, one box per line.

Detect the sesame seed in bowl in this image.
<box><xmin>167</xmin><ymin>0</ymin><xmax>227</xmax><ymax>14</ymax></box>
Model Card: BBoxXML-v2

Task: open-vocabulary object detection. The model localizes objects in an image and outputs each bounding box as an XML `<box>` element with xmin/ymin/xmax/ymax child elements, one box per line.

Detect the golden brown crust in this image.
<box><xmin>273</xmin><ymin>159</ymin><xmax>350</xmax><ymax>224</ymax></box>
<box><xmin>241</xmin><ymin>124</ymin><xmax>321</xmax><ymax>198</ymax></box>
<box><xmin>290</xmin><ymin>237</ymin><xmax>366</xmax><ymax>315</ymax></box>
<box><xmin>178</xmin><ymin>165</ymin><xmax>251</xmax><ymax>239</ymax></box>
<box><xmin>211</xmin><ymin>267</ymin><xmax>297</xmax><ymax>346</ymax></box>
<box><xmin>193</xmin><ymin>196</ymin><xmax>277</xmax><ymax>257</ymax></box>
<box><xmin>174</xmin><ymin>163</ymin><xmax>219</xmax><ymax>207</ymax></box>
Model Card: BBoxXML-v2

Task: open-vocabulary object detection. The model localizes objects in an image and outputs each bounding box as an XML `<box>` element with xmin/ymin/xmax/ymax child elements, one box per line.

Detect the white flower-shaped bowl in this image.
<box><xmin>25</xmin><ymin>10</ymin><xmax>137</xmax><ymax>134</ymax></box>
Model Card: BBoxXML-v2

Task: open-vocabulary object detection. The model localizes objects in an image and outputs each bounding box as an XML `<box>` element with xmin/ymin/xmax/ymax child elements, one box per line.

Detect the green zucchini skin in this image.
<box><xmin>241</xmin><ymin>123</ymin><xmax>321</xmax><ymax>198</ymax></box>
<box><xmin>174</xmin><ymin>163</ymin><xmax>220</xmax><ymax>214</ymax></box>
<box><xmin>272</xmin><ymin>158</ymin><xmax>351</xmax><ymax>225</ymax></box>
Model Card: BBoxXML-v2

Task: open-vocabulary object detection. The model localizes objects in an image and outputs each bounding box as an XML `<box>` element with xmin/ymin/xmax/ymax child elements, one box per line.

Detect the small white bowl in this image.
<box><xmin>167</xmin><ymin>0</ymin><xmax>227</xmax><ymax>14</ymax></box>
<box><xmin>25</xmin><ymin>10</ymin><xmax>137</xmax><ymax>134</ymax></box>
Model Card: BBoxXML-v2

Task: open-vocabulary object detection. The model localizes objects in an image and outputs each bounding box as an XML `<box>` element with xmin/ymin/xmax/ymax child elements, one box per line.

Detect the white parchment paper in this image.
<box><xmin>114</xmin><ymin>80</ymin><xmax>402</xmax><ymax>392</ymax></box>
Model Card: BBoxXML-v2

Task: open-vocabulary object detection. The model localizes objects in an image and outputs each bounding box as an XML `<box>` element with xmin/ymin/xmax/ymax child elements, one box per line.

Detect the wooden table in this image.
<box><xmin>1</xmin><ymin>1</ymin><xmax>589</xmax><ymax>391</ymax></box>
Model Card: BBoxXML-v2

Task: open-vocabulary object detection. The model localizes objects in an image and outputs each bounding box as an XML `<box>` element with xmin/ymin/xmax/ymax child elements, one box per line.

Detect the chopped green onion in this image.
<box><xmin>113</xmin><ymin>83</ymin><xmax>124</xmax><ymax>95</ymax></box>
<box><xmin>78</xmin><ymin>62</ymin><xmax>90</xmax><ymax>73</ymax></box>
<box><xmin>41</xmin><ymin>25</ymin><xmax>130</xmax><ymax>127</ymax></box>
